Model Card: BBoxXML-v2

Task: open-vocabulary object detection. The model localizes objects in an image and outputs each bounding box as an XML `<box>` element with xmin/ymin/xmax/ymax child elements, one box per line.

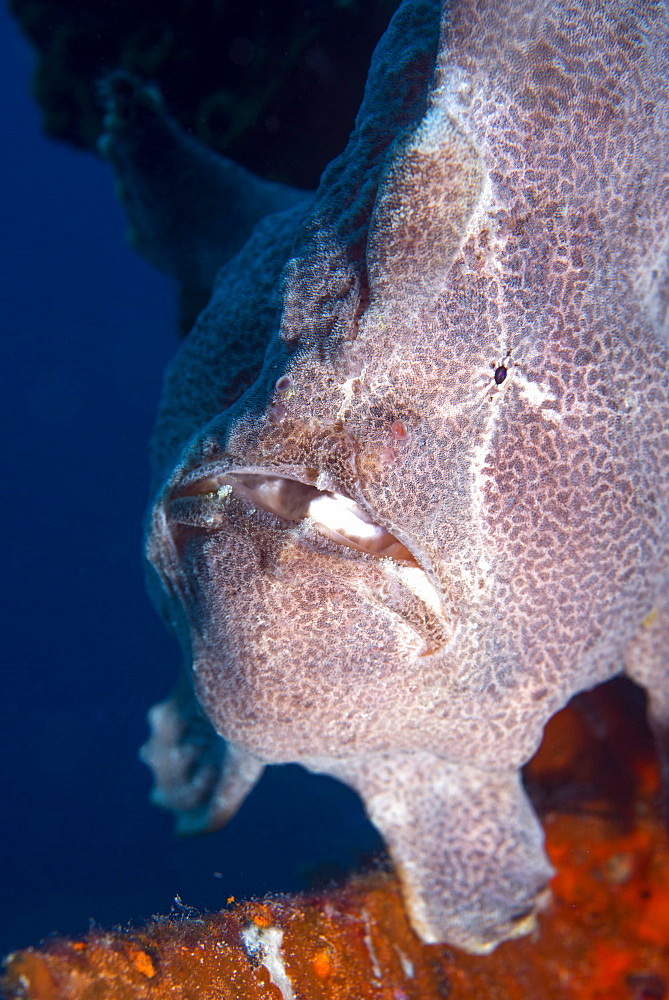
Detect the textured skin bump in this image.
<box><xmin>368</xmin><ymin>106</ymin><xmax>485</xmax><ymax>300</ymax></box>
<box><xmin>102</xmin><ymin>0</ymin><xmax>669</xmax><ymax>954</ymax></box>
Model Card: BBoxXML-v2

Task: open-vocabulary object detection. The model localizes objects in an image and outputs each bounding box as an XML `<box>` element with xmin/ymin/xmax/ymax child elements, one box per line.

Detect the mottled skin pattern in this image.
<box><xmin>102</xmin><ymin>0</ymin><xmax>669</xmax><ymax>954</ymax></box>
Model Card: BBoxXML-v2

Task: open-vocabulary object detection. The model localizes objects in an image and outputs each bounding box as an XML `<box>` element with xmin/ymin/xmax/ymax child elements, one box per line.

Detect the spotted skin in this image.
<box><xmin>102</xmin><ymin>0</ymin><xmax>669</xmax><ymax>954</ymax></box>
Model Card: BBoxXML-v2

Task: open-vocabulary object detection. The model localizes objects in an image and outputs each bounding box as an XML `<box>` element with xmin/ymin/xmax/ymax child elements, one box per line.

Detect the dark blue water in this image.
<box><xmin>0</xmin><ymin>8</ymin><xmax>380</xmax><ymax>956</ymax></box>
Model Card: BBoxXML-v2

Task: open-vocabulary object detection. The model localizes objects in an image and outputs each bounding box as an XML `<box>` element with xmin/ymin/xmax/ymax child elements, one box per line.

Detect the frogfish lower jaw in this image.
<box><xmin>162</xmin><ymin>463</ymin><xmax>457</xmax><ymax>655</ymax></box>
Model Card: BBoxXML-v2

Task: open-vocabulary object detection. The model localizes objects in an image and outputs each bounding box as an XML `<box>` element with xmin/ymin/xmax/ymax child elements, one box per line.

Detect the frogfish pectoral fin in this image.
<box><xmin>140</xmin><ymin>692</ymin><xmax>265</xmax><ymax>836</ymax></box>
<box><xmin>328</xmin><ymin>752</ymin><xmax>554</xmax><ymax>954</ymax></box>
<box><xmin>624</xmin><ymin>596</ymin><xmax>669</xmax><ymax>829</ymax></box>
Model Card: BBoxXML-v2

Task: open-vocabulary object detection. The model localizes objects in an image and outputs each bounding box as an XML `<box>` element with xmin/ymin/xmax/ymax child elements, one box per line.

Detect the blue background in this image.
<box><xmin>1</xmin><ymin>5</ymin><xmax>380</xmax><ymax>956</ymax></box>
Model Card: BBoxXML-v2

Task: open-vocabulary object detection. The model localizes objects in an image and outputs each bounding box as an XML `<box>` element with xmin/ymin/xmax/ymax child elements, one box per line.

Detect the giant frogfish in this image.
<box><xmin>100</xmin><ymin>0</ymin><xmax>669</xmax><ymax>953</ymax></box>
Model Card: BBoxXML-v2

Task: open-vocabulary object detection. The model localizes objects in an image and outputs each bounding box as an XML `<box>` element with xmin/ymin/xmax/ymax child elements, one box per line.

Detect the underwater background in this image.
<box><xmin>0</xmin><ymin>3</ymin><xmax>383</xmax><ymax>958</ymax></box>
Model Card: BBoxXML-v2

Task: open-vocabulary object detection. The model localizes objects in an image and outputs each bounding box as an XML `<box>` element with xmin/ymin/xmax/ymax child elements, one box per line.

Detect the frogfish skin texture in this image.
<box><xmin>100</xmin><ymin>0</ymin><xmax>669</xmax><ymax>954</ymax></box>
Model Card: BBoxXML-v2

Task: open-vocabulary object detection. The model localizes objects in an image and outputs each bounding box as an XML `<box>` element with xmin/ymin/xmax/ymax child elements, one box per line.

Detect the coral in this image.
<box><xmin>4</xmin><ymin>679</ymin><xmax>669</xmax><ymax>999</ymax></box>
<box><xmin>8</xmin><ymin>0</ymin><xmax>400</xmax><ymax>187</ymax></box>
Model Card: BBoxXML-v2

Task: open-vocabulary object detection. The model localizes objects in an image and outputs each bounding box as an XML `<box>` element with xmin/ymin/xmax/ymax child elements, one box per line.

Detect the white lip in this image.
<box><xmin>303</xmin><ymin>490</ymin><xmax>415</xmax><ymax>560</ymax></box>
<box><xmin>170</xmin><ymin>468</ymin><xmax>417</xmax><ymax>563</ymax></box>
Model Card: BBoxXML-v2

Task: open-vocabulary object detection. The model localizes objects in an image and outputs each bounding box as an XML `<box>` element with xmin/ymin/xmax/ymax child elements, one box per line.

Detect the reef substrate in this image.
<box><xmin>4</xmin><ymin>678</ymin><xmax>669</xmax><ymax>1000</ymax></box>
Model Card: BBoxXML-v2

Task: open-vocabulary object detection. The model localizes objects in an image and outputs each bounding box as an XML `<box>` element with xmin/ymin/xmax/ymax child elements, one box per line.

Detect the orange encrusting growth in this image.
<box><xmin>3</xmin><ymin>679</ymin><xmax>669</xmax><ymax>1000</ymax></box>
